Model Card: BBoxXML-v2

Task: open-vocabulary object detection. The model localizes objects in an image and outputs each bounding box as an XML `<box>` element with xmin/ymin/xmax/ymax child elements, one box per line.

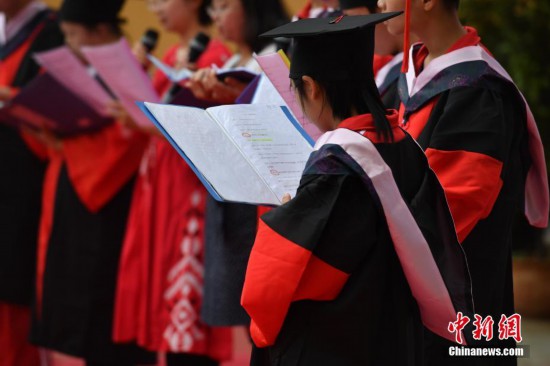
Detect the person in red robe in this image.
<box><xmin>29</xmin><ymin>0</ymin><xmax>152</xmax><ymax>365</ymax></box>
<box><xmin>112</xmin><ymin>1</ymin><xmax>233</xmax><ymax>365</ymax></box>
<box><xmin>0</xmin><ymin>1</ymin><xmax>63</xmax><ymax>365</ymax></box>
<box><xmin>379</xmin><ymin>0</ymin><xmax>548</xmax><ymax>364</ymax></box>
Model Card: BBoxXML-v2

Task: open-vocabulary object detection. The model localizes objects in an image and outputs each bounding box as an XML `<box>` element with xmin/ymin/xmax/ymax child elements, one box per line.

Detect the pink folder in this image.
<box><xmin>82</xmin><ymin>38</ymin><xmax>160</xmax><ymax>127</ymax></box>
<box><xmin>254</xmin><ymin>51</ymin><xmax>322</xmax><ymax>141</ymax></box>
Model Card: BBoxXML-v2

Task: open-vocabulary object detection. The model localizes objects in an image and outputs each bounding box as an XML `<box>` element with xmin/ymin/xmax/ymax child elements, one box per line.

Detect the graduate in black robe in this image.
<box><xmin>380</xmin><ymin>0</ymin><xmax>548</xmax><ymax>363</ymax></box>
<box><xmin>241</xmin><ymin>14</ymin><xmax>474</xmax><ymax>366</ymax></box>
<box><xmin>0</xmin><ymin>0</ymin><xmax>62</xmax><ymax>308</ymax></box>
<box><xmin>0</xmin><ymin>1</ymin><xmax>63</xmax><ymax>364</ymax></box>
<box><xmin>28</xmin><ymin>0</ymin><xmax>151</xmax><ymax>365</ymax></box>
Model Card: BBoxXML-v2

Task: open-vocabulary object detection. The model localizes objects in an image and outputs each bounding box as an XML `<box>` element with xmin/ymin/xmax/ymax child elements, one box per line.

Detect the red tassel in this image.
<box><xmin>401</xmin><ymin>0</ymin><xmax>411</xmax><ymax>73</ymax></box>
<box><xmin>298</xmin><ymin>1</ymin><xmax>313</xmax><ymax>20</ymax></box>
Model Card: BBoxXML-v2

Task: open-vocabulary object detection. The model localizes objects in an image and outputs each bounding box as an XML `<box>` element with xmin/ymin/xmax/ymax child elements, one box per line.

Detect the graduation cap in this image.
<box><xmin>339</xmin><ymin>0</ymin><xmax>379</xmax><ymax>11</ymax></box>
<box><xmin>260</xmin><ymin>12</ymin><xmax>402</xmax><ymax>81</ymax></box>
<box><xmin>261</xmin><ymin>13</ymin><xmax>403</xmax><ymax>140</ymax></box>
<box><xmin>59</xmin><ymin>0</ymin><xmax>126</xmax><ymax>25</ymax></box>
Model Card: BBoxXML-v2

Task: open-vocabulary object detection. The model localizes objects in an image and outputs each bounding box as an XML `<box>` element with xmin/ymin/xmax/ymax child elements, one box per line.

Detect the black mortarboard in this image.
<box><xmin>59</xmin><ymin>0</ymin><xmax>125</xmax><ymax>25</ymax></box>
<box><xmin>261</xmin><ymin>13</ymin><xmax>403</xmax><ymax>140</ymax></box>
<box><xmin>339</xmin><ymin>0</ymin><xmax>378</xmax><ymax>10</ymax></box>
<box><xmin>260</xmin><ymin>13</ymin><xmax>402</xmax><ymax>81</ymax></box>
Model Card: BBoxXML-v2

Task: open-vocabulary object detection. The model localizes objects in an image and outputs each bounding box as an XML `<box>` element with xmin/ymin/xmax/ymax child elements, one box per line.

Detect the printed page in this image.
<box><xmin>148</xmin><ymin>55</ymin><xmax>258</xmax><ymax>84</ymax></box>
<box><xmin>143</xmin><ymin>102</ymin><xmax>279</xmax><ymax>205</ymax></box>
<box><xmin>82</xmin><ymin>38</ymin><xmax>160</xmax><ymax>127</ymax></box>
<box><xmin>147</xmin><ymin>54</ymin><xmax>193</xmax><ymax>82</ymax></box>
<box><xmin>207</xmin><ymin>104</ymin><xmax>314</xmax><ymax>200</ymax></box>
<box><xmin>34</xmin><ymin>46</ymin><xmax>112</xmax><ymax>116</ymax></box>
<box><xmin>254</xmin><ymin>51</ymin><xmax>323</xmax><ymax>141</ymax></box>
<box><xmin>251</xmin><ymin>74</ymin><xmax>286</xmax><ymax>105</ymax></box>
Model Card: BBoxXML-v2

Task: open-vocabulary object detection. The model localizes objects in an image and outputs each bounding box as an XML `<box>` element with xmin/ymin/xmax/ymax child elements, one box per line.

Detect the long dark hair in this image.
<box><xmin>198</xmin><ymin>0</ymin><xmax>213</xmax><ymax>26</ymax></box>
<box><xmin>292</xmin><ymin>76</ymin><xmax>393</xmax><ymax>142</ymax></box>
<box><xmin>82</xmin><ymin>20</ymin><xmax>124</xmax><ymax>37</ymax></box>
<box><xmin>241</xmin><ymin>0</ymin><xmax>289</xmax><ymax>53</ymax></box>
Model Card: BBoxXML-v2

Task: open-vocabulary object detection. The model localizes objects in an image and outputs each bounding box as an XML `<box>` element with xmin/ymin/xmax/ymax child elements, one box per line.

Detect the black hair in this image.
<box><xmin>366</xmin><ymin>4</ymin><xmax>378</xmax><ymax>13</ymax></box>
<box><xmin>340</xmin><ymin>0</ymin><xmax>378</xmax><ymax>14</ymax></box>
<box><xmin>83</xmin><ymin>20</ymin><xmax>124</xmax><ymax>37</ymax></box>
<box><xmin>442</xmin><ymin>0</ymin><xmax>460</xmax><ymax>10</ymax></box>
<box><xmin>365</xmin><ymin>0</ymin><xmax>379</xmax><ymax>14</ymax></box>
<box><xmin>198</xmin><ymin>0</ymin><xmax>213</xmax><ymax>26</ymax></box>
<box><xmin>241</xmin><ymin>0</ymin><xmax>289</xmax><ymax>53</ymax></box>
<box><xmin>292</xmin><ymin>76</ymin><xmax>393</xmax><ymax>142</ymax></box>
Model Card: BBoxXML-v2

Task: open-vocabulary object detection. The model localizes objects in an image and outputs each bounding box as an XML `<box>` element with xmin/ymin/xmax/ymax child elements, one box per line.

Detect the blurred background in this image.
<box><xmin>41</xmin><ymin>0</ymin><xmax>550</xmax><ymax>365</ymax></box>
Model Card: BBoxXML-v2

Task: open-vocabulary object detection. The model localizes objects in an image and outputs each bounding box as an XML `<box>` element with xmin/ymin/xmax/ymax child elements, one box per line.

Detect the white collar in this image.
<box><xmin>0</xmin><ymin>1</ymin><xmax>47</xmax><ymax>46</ymax></box>
<box><xmin>402</xmin><ymin>43</ymin><xmax>549</xmax><ymax>230</ymax></box>
<box><xmin>375</xmin><ymin>52</ymin><xmax>404</xmax><ymax>88</ymax></box>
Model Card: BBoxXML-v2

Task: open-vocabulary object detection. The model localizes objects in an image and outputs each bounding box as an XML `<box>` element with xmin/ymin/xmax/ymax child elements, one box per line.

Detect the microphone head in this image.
<box><xmin>141</xmin><ymin>28</ymin><xmax>159</xmax><ymax>53</ymax></box>
<box><xmin>188</xmin><ymin>32</ymin><xmax>211</xmax><ymax>63</ymax></box>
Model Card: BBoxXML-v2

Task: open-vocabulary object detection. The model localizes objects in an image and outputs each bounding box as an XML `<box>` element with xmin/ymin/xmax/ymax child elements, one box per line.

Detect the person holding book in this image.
<box><xmin>0</xmin><ymin>1</ymin><xmax>63</xmax><ymax>364</ymax></box>
<box><xmin>28</xmin><ymin>0</ymin><xmax>152</xmax><ymax>365</ymax></box>
<box><xmin>111</xmin><ymin>1</ymin><xmax>233</xmax><ymax>365</ymax></box>
<box><xmin>240</xmin><ymin>14</ymin><xmax>474</xmax><ymax>365</ymax></box>
<box><xmin>185</xmin><ymin>0</ymin><xmax>290</xmax><ymax>329</ymax></box>
<box><xmin>186</xmin><ymin>0</ymin><xmax>288</xmax><ymax>103</ymax></box>
<box><xmin>378</xmin><ymin>0</ymin><xmax>548</xmax><ymax>363</ymax></box>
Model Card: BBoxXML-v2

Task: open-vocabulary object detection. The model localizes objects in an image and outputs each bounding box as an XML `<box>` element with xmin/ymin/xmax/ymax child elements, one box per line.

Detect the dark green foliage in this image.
<box><xmin>460</xmin><ymin>1</ymin><xmax>550</xmax><ymax>253</ymax></box>
<box><xmin>460</xmin><ymin>1</ymin><xmax>550</xmax><ymax>168</ymax></box>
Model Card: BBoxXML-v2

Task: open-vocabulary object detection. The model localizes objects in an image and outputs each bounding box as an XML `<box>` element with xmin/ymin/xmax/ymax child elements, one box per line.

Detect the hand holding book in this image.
<box><xmin>139</xmin><ymin>102</ymin><xmax>314</xmax><ymax>206</ymax></box>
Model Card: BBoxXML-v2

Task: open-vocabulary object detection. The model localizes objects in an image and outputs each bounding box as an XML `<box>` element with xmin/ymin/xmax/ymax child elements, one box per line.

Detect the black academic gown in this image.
<box><xmin>378</xmin><ymin>58</ymin><xmax>402</xmax><ymax>110</ymax></box>
<box><xmin>0</xmin><ymin>9</ymin><xmax>63</xmax><ymax>306</ymax></box>
<box><xmin>201</xmin><ymin>198</ymin><xmax>257</xmax><ymax>325</ymax></box>
<box><xmin>29</xmin><ymin>98</ymin><xmax>150</xmax><ymax>364</ymax></box>
<box><xmin>32</xmin><ymin>166</ymin><xmax>153</xmax><ymax>365</ymax></box>
<box><xmin>397</xmin><ymin>40</ymin><xmax>538</xmax><ymax>365</ymax></box>
<box><xmin>242</xmin><ymin>113</ymin><xmax>473</xmax><ymax>366</ymax></box>
<box><xmin>413</xmin><ymin>79</ymin><xmax>528</xmax><ymax>365</ymax></box>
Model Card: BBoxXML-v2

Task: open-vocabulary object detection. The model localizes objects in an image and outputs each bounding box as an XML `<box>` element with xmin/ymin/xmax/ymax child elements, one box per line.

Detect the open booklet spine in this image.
<box><xmin>207</xmin><ymin>105</ymin><xmax>314</xmax><ymax>206</ymax></box>
<box><xmin>204</xmin><ymin>106</ymin><xmax>281</xmax><ymax>206</ymax></box>
<box><xmin>279</xmin><ymin>106</ymin><xmax>315</xmax><ymax>147</ymax></box>
<box><xmin>136</xmin><ymin>101</ymin><xmax>224</xmax><ymax>202</ymax></box>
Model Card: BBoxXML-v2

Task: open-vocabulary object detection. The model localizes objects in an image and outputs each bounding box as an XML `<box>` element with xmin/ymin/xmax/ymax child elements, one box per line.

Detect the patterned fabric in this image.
<box><xmin>398</xmin><ymin>53</ymin><xmax>503</xmax><ymax>121</ymax></box>
<box><xmin>163</xmin><ymin>189</ymin><xmax>207</xmax><ymax>351</ymax></box>
<box><xmin>113</xmin><ymin>40</ymin><xmax>233</xmax><ymax>359</ymax></box>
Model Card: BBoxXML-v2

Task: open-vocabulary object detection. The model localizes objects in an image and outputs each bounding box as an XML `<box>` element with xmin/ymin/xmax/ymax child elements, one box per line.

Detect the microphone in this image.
<box><xmin>165</xmin><ymin>32</ymin><xmax>211</xmax><ymax>102</ymax></box>
<box><xmin>141</xmin><ymin>28</ymin><xmax>159</xmax><ymax>53</ymax></box>
<box><xmin>188</xmin><ymin>32</ymin><xmax>210</xmax><ymax>64</ymax></box>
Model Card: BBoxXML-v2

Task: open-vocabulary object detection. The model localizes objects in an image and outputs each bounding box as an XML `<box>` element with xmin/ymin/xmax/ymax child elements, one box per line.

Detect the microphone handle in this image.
<box><xmin>164</xmin><ymin>33</ymin><xmax>210</xmax><ymax>103</ymax></box>
<box><xmin>163</xmin><ymin>83</ymin><xmax>182</xmax><ymax>103</ymax></box>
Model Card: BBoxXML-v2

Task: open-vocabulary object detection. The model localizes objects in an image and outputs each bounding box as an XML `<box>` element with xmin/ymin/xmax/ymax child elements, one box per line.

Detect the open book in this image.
<box><xmin>148</xmin><ymin>53</ymin><xmax>259</xmax><ymax>83</ymax></box>
<box><xmin>139</xmin><ymin>102</ymin><xmax>314</xmax><ymax>205</ymax></box>
<box><xmin>147</xmin><ymin>54</ymin><xmax>193</xmax><ymax>82</ymax></box>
